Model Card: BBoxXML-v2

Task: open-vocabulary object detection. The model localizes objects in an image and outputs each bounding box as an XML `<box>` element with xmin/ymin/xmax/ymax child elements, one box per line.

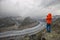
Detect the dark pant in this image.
<box><xmin>46</xmin><ymin>24</ymin><xmax>51</xmax><ymax>32</ymax></box>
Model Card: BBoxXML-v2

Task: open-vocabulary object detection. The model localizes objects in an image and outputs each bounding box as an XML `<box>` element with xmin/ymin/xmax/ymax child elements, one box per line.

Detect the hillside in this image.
<box><xmin>0</xmin><ymin>17</ymin><xmax>39</xmax><ymax>32</ymax></box>
<box><xmin>18</xmin><ymin>18</ymin><xmax>60</xmax><ymax>40</ymax></box>
<box><xmin>21</xmin><ymin>18</ymin><xmax>60</xmax><ymax>40</ymax></box>
<box><xmin>0</xmin><ymin>18</ymin><xmax>60</xmax><ymax>40</ymax></box>
<box><xmin>41</xmin><ymin>18</ymin><xmax>60</xmax><ymax>40</ymax></box>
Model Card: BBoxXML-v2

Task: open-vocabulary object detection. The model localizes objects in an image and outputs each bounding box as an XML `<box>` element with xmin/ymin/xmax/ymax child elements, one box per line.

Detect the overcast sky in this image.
<box><xmin>0</xmin><ymin>0</ymin><xmax>60</xmax><ymax>17</ymax></box>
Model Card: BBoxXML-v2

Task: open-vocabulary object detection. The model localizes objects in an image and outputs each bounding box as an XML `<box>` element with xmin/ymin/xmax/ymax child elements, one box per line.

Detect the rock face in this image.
<box><xmin>0</xmin><ymin>17</ymin><xmax>39</xmax><ymax>32</ymax></box>
<box><xmin>0</xmin><ymin>18</ymin><xmax>60</xmax><ymax>40</ymax></box>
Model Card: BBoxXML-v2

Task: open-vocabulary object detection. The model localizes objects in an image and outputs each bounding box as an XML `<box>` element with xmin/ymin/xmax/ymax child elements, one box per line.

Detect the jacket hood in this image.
<box><xmin>48</xmin><ymin>13</ymin><xmax>52</xmax><ymax>16</ymax></box>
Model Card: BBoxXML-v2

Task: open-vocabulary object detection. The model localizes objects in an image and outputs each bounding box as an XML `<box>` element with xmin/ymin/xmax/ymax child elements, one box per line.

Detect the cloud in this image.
<box><xmin>0</xmin><ymin>0</ymin><xmax>60</xmax><ymax>17</ymax></box>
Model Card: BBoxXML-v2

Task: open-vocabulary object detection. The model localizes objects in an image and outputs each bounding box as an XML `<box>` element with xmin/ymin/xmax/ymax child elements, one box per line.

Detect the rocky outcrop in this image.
<box><xmin>0</xmin><ymin>18</ymin><xmax>60</xmax><ymax>40</ymax></box>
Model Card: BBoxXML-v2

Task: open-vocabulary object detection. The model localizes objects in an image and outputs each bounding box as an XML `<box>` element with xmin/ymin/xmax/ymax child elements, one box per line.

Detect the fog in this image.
<box><xmin>0</xmin><ymin>0</ymin><xmax>60</xmax><ymax>17</ymax></box>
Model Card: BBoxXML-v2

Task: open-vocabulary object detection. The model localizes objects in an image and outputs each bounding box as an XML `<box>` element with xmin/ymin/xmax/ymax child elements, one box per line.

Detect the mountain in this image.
<box><xmin>21</xmin><ymin>17</ymin><xmax>38</xmax><ymax>26</ymax></box>
<box><xmin>0</xmin><ymin>16</ymin><xmax>23</xmax><ymax>28</ymax></box>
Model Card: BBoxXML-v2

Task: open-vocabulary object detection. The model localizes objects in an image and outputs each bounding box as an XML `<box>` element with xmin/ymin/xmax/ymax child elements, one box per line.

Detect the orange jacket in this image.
<box><xmin>46</xmin><ymin>13</ymin><xmax>52</xmax><ymax>24</ymax></box>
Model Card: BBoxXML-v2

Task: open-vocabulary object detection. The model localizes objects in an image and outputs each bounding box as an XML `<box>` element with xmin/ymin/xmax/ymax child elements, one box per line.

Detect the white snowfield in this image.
<box><xmin>0</xmin><ymin>22</ymin><xmax>46</xmax><ymax>38</ymax></box>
